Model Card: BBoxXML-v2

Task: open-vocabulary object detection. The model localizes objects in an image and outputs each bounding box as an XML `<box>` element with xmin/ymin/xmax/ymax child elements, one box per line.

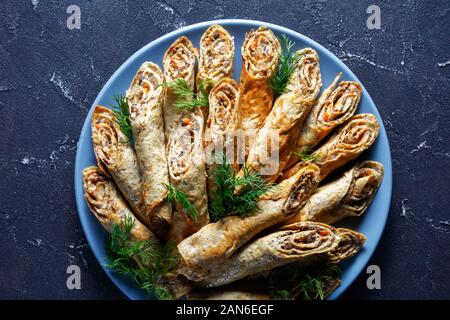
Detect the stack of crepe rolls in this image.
<box><xmin>126</xmin><ymin>62</ymin><xmax>172</xmax><ymax>238</ymax></box>
<box><xmin>197</xmin><ymin>24</ymin><xmax>235</xmax><ymax>119</ymax></box>
<box><xmin>82</xmin><ymin>24</ymin><xmax>386</xmax><ymax>300</ymax></box>
<box><xmin>177</xmin><ymin>163</ymin><xmax>321</xmax><ymax>281</ymax></box>
<box><xmin>162</xmin><ymin>36</ymin><xmax>197</xmax><ymax>140</ymax></box>
<box><xmin>238</xmin><ymin>48</ymin><xmax>322</xmax><ymax>182</ymax></box>
<box><xmin>91</xmin><ymin>106</ymin><xmax>147</xmax><ymax>226</ymax></box>
<box><xmin>287</xmin><ymin>74</ymin><xmax>362</xmax><ymax>168</ymax></box>
<box><xmin>82</xmin><ymin>167</ymin><xmax>190</xmax><ymax>298</ymax></box>
<box><xmin>238</xmin><ymin>26</ymin><xmax>281</xmax><ymax>150</ymax></box>
<box><xmin>167</xmin><ymin>110</ymin><xmax>209</xmax><ymax>244</ymax></box>
<box><xmin>204</xmin><ymin>78</ymin><xmax>240</xmax><ymax>193</ymax></box>
<box><xmin>282</xmin><ymin>161</ymin><xmax>384</xmax><ymax>226</ymax></box>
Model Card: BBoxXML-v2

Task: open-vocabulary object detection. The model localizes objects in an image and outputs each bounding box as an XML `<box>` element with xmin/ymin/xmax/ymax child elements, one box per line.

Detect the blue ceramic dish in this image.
<box><xmin>74</xmin><ymin>19</ymin><xmax>392</xmax><ymax>300</ymax></box>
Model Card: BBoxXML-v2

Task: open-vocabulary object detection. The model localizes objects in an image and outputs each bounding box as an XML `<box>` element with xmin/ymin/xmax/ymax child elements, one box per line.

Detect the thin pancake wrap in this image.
<box><xmin>325</xmin><ymin>228</ymin><xmax>367</xmax><ymax>263</ymax></box>
<box><xmin>238</xmin><ymin>26</ymin><xmax>281</xmax><ymax>141</ymax></box>
<box><xmin>279</xmin><ymin>223</ymin><xmax>366</xmax><ymax>264</ymax></box>
<box><xmin>204</xmin><ymin>78</ymin><xmax>240</xmax><ymax>193</ymax></box>
<box><xmin>177</xmin><ymin>163</ymin><xmax>321</xmax><ymax>281</ymax></box>
<box><xmin>197</xmin><ymin>24</ymin><xmax>234</xmax><ymax>92</ymax></box>
<box><xmin>126</xmin><ymin>62</ymin><xmax>172</xmax><ymax>238</ymax></box>
<box><xmin>287</xmin><ymin>75</ymin><xmax>361</xmax><ymax>168</ymax></box>
<box><xmin>239</xmin><ymin>48</ymin><xmax>322</xmax><ymax>181</ymax></box>
<box><xmin>167</xmin><ymin>110</ymin><xmax>209</xmax><ymax>244</ymax></box>
<box><xmin>283</xmin><ymin>113</ymin><xmax>380</xmax><ymax>181</ymax></box>
<box><xmin>283</xmin><ymin>161</ymin><xmax>384</xmax><ymax>225</ymax></box>
<box><xmin>91</xmin><ymin>106</ymin><xmax>146</xmax><ymax>225</ymax></box>
<box><xmin>195</xmin><ymin>222</ymin><xmax>340</xmax><ymax>287</ymax></box>
<box><xmin>162</xmin><ymin>36</ymin><xmax>197</xmax><ymax>139</ymax></box>
<box><xmin>82</xmin><ymin>166</ymin><xmax>156</xmax><ymax>243</ymax></box>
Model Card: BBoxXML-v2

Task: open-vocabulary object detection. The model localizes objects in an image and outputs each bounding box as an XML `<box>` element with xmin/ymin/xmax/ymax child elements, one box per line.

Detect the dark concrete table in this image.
<box><xmin>1</xmin><ymin>0</ymin><xmax>449</xmax><ymax>299</ymax></box>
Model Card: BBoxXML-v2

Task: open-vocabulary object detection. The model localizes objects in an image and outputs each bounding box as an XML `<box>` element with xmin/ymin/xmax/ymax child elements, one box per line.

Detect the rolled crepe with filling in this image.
<box><xmin>126</xmin><ymin>62</ymin><xmax>172</xmax><ymax>238</ymax></box>
<box><xmin>83</xmin><ymin>166</ymin><xmax>190</xmax><ymax>298</ymax></box>
<box><xmin>279</xmin><ymin>223</ymin><xmax>366</xmax><ymax>264</ymax></box>
<box><xmin>177</xmin><ymin>163</ymin><xmax>321</xmax><ymax>281</ymax></box>
<box><xmin>204</xmin><ymin>78</ymin><xmax>240</xmax><ymax>193</ymax></box>
<box><xmin>194</xmin><ymin>222</ymin><xmax>340</xmax><ymax>287</ymax></box>
<box><xmin>167</xmin><ymin>110</ymin><xmax>209</xmax><ymax>244</ymax></box>
<box><xmin>283</xmin><ymin>114</ymin><xmax>380</xmax><ymax>181</ymax></box>
<box><xmin>91</xmin><ymin>106</ymin><xmax>146</xmax><ymax>225</ymax></box>
<box><xmin>238</xmin><ymin>26</ymin><xmax>281</xmax><ymax>142</ymax></box>
<box><xmin>238</xmin><ymin>48</ymin><xmax>322</xmax><ymax>182</ymax></box>
<box><xmin>162</xmin><ymin>36</ymin><xmax>197</xmax><ymax>139</ymax></box>
<box><xmin>325</xmin><ymin>228</ymin><xmax>367</xmax><ymax>263</ymax></box>
<box><xmin>287</xmin><ymin>74</ymin><xmax>361</xmax><ymax>168</ymax></box>
<box><xmin>282</xmin><ymin>161</ymin><xmax>383</xmax><ymax>225</ymax></box>
<box><xmin>197</xmin><ymin>24</ymin><xmax>234</xmax><ymax>92</ymax></box>
<box><xmin>83</xmin><ymin>166</ymin><xmax>157</xmax><ymax>243</ymax></box>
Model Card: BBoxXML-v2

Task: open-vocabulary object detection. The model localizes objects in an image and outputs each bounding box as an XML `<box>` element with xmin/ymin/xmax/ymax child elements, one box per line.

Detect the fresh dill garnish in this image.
<box><xmin>163</xmin><ymin>182</ymin><xmax>198</xmax><ymax>221</ymax></box>
<box><xmin>104</xmin><ymin>216</ymin><xmax>179</xmax><ymax>300</ymax></box>
<box><xmin>294</xmin><ymin>148</ymin><xmax>319</xmax><ymax>163</ymax></box>
<box><xmin>269</xmin><ymin>264</ymin><xmax>342</xmax><ymax>300</ymax></box>
<box><xmin>209</xmin><ymin>156</ymin><xmax>274</xmax><ymax>222</ymax></box>
<box><xmin>110</xmin><ymin>94</ymin><xmax>133</xmax><ymax>141</ymax></box>
<box><xmin>270</xmin><ymin>34</ymin><xmax>301</xmax><ymax>97</ymax></box>
<box><xmin>162</xmin><ymin>79</ymin><xmax>210</xmax><ymax>110</ymax></box>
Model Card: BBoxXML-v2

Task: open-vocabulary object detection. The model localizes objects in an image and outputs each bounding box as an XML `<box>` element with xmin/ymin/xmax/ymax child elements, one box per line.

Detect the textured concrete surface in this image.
<box><xmin>0</xmin><ymin>0</ymin><xmax>449</xmax><ymax>299</ymax></box>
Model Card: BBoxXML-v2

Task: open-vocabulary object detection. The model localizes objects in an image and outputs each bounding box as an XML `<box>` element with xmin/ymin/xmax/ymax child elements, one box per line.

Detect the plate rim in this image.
<box><xmin>74</xmin><ymin>18</ymin><xmax>393</xmax><ymax>300</ymax></box>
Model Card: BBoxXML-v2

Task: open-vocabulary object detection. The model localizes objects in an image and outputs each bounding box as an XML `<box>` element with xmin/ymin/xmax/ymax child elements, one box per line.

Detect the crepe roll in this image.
<box><xmin>287</xmin><ymin>75</ymin><xmax>362</xmax><ymax>168</ymax></box>
<box><xmin>197</xmin><ymin>24</ymin><xmax>234</xmax><ymax>92</ymax></box>
<box><xmin>238</xmin><ymin>48</ymin><xmax>322</xmax><ymax>182</ymax></box>
<box><xmin>283</xmin><ymin>114</ymin><xmax>380</xmax><ymax>181</ymax></box>
<box><xmin>194</xmin><ymin>222</ymin><xmax>340</xmax><ymax>287</ymax></box>
<box><xmin>238</xmin><ymin>26</ymin><xmax>281</xmax><ymax>140</ymax></box>
<box><xmin>177</xmin><ymin>163</ymin><xmax>321</xmax><ymax>281</ymax></box>
<box><xmin>280</xmin><ymin>223</ymin><xmax>366</xmax><ymax>264</ymax></box>
<box><xmin>167</xmin><ymin>110</ymin><xmax>209</xmax><ymax>244</ymax></box>
<box><xmin>126</xmin><ymin>62</ymin><xmax>172</xmax><ymax>238</ymax></box>
<box><xmin>82</xmin><ymin>166</ymin><xmax>156</xmax><ymax>243</ymax></box>
<box><xmin>204</xmin><ymin>78</ymin><xmax>240</xmax><ymax>193</ymax></box>
<box><xmin>91</xmin><ymin>106</ymin><xmax>147</xmax><ymax>225</ymax></box>
<box><xmin>83</xmin><ymin>166</ymin><xmax>190</xmax><ymax>298</ymax></box>
<box><xmin>325</xmin><ymin>228</ymin><xmax>367</xmax><ymax>263</ymax></box>
<box><xmin>162</xmin><ymin>36</ymin><xmax>197</xmax><ymax>139</ymax></box>
<box><xmin>283</xmin><ymin>161</ymin><xmax>384</xmax><ymax>225</ymax></box>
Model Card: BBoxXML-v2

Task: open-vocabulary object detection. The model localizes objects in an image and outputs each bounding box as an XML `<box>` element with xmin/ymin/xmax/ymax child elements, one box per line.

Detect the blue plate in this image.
<box><xmin>74</xmin><ymin>19</ymin><xmax>392</xmax><ymax>300</ymax></box>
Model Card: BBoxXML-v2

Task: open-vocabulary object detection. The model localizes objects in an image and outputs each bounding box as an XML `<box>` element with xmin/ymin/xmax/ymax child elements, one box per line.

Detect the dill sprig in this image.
<box><xmin>209</xmin><ymin>156</ymin><xmax>274</xmax><ymax>222</ymax></box>
<box><xmin>294</xmin><ymin>148</ymin><xmax>319</xmax><ymax>163</ymax></box>
<box><xmin>110</xmin><ymin>94</ymin><xmax>133</xmax><ymax>141</ymax></box>
<box><xmin>104</xmin><ymin>216</ymin><xmax>179</xmax><ymax>300</ymax></box>
<box><xmin>163</xmin><ymin>182</ymin><xmax>198</xmax><ymax>221</ymax></box>
<box><xmin>270</xmin><ymin>34</ymin><xmax>301</xmax><ymax>97</ymax></box>
<box><xmin>269</xmin><ymin>264</ymin><xmax>342</xmax><ymax>300</ymax></box>
<box><xmin>162</xmin><ymin>79</ymin><xmax>210</xmax><ymax>110</ymax></box>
